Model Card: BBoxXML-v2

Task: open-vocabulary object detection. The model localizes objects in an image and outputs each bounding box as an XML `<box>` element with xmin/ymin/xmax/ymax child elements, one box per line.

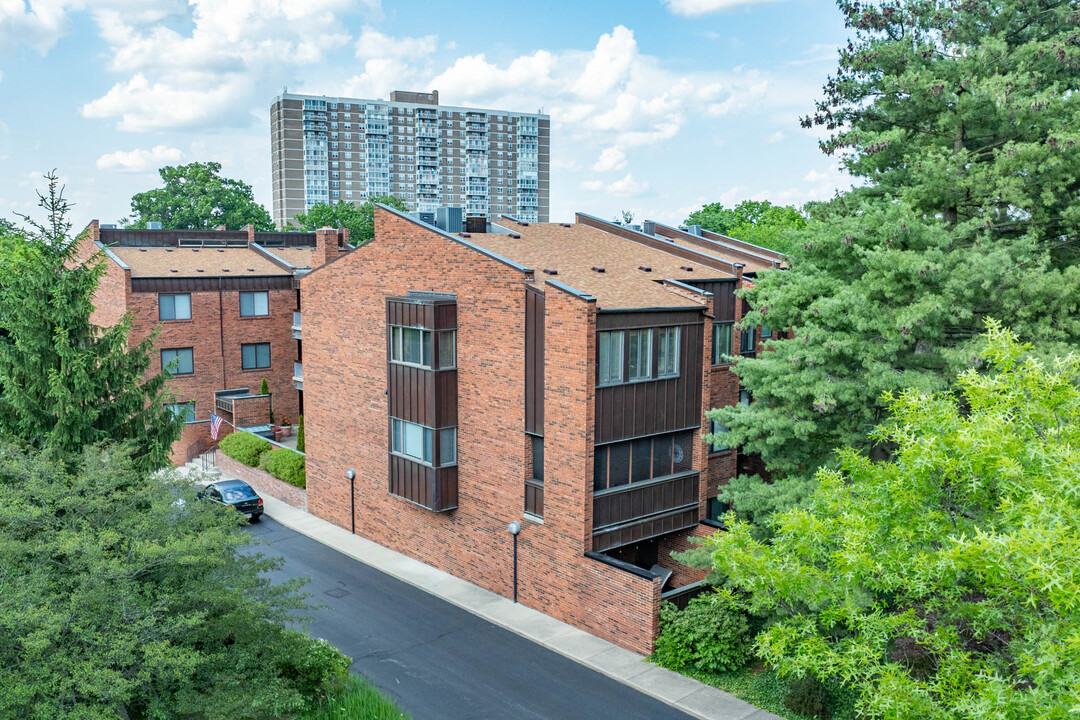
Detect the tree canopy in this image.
<box><xmin>685</xmin><ymin>200</ymin><xmax>808</xmax><ymax>255</ymax></box>
<box><xmin>708</xmin><ymin>0</ymin><xmax>1080</xmax><ymax>521</ymax></box>
<box><xmin>292</xmin><ymin>195</ymin><xmax>407</xmax><ymax>245</ymax></box>
<box><xmin>126</xmin><ymin>161</ymin><xmax>273</xmax><ymax>231</ymax></box>
<box><xmin>0</xmin><ymin>442</ymin><xmax>349</xmax><ymax>719</ymax></box>
<box><xmin>0</xmin><ymin>173</ymin><xmax>181</xmax><ymax>470</ymax></box>
<box><xmin>706</xmin><ymin>323</ymin><xmax>1080</xmax><ymax>719</ymax></box>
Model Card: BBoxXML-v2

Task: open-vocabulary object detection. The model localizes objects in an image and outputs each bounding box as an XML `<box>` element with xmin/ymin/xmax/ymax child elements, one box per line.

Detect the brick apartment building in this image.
<box><xmin>76</xmin><ymin>222</ymin><xmax>351</xmax><ymax>463</ymax></box>
<box><xmin>300</xmin><ymin>206</ymin><xmax>784</xmax><ymax>653</ymax></box>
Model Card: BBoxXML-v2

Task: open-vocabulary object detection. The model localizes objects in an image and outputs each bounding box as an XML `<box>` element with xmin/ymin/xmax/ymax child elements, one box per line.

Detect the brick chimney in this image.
<box><xmin>215</xmin><ymin>224</ymin><xmax>227</xmax><ymax>231</ymax></box>
<box><xmin>313</xmin><ymin>227</ymin><xmax>349</xmax><ymax>268</ymax></box>
<box><xmin>86</xmin><ymin>220</ymin><xmax>101</xmax><ymax>244</ymax></box>
<box><xmin>245</xmin><ymin>223</ymin><xmax>255</xmax><ymax>245</ymax></box>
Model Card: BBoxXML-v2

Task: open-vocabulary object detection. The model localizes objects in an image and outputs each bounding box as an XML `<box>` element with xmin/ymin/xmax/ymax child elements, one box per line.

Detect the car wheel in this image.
<box><xmin>250</xmin><ymin>513</ymin><xmax>262</xmax><ymax>523</ymax></box>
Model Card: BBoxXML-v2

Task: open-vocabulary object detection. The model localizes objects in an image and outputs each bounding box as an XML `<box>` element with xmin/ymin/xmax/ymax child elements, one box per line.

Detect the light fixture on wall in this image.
<box><xmin>346</xmin><ymin>469</ymin><xmax>356</xmax><ymax>534</ymax></box>
<box><xmin>507</xmin><ymin>521</ymin><xmax>521</xmax><ymax>603</ymax></box>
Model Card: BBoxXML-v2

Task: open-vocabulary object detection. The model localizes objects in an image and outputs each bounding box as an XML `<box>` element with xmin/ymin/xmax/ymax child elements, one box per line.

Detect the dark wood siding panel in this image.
<box><xmin>594</xmin><ymin>320</ymin><xmax>704</xmax><ymax>444</ymax></box>
<box><xmin>434</xmin><ymin>465</ymin><xmax>458</xmax><ymax>511</ymax></box>
<box><xmin>597</xmin><ymin>309</ymin><xmax>702</xmax><ymax>331</ymax></box>
<box><xmin>130</xmin><ymin>276</ymin><xmax>292</xmax><ymax>293</ymax></box>
<box><xmin>592</xmin><ymin>507</ymin><xmax>699</xmax><ymax>552</ymax></box>
<box><xmin>434</xmin><ymin>370</ymin><xmax>458</xmax><ymax>428</ymax></box>
<box><xmin>387</xmin><ymin>362</ymin><xmax>435</xmax><ymax>426</ymax></box>
<box><xmin>524</xmin><ymin>287</ymin><xmax>545</xmax><ymax>435</ymax></box>
<box><xmin>434</xmin><ymin>303</ymin><xmax>457</xmax><ymax>330</ymax></box>
<box><xmin>525</xmin><ymin>479</ymin><xmax>544</xmax><ymax>516</ymax></box>
<box><xmin>592</xmin><ymin>472</ymin><xmax>698</xmax><ymax>530</ymax></box>
<box><xmin>388</xmin><ymin>456</ymin><xmax>457</xmax><ymax>512</ymax></box>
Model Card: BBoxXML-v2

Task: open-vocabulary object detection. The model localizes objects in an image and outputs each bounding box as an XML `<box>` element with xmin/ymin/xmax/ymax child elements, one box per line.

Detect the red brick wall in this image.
<box><xmin>657</xmin><ymin>524</ymin><xmax>714</xmax><ymax>588</ymax></box>
<box><xmin>232</xmin><ymin>394</ymin><xmax>272</xmax><ymax>427</ymax></box>
<box><xmin>72</xmin><ymin>223</ymin><xmax>130</xmax><ymax>329</ymax></box>
<box><xmin>218</xmin><ymin>454</ymin><xmax>307</xmax><ymax>511</ymax></box>
<box><xmin>125</xmin><ymin>286</ymin><xmax>299</xmax><ymax>433</ymax></box>
<box><xmin>170</xmin><ymin>420</ymin><xmax>213</xmax><ymax>465</ymax></box>
<box><xmin>303</xmin><ymin>209</ymin><xmax>663</xmax><ymax>654</ymax></box>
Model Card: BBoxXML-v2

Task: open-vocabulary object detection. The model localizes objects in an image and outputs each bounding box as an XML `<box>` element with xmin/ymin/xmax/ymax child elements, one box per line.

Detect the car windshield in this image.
<box><xmin>222</xmin><ymin>488</ymin><xmax>253</xmax><ymax>502</ymax></box>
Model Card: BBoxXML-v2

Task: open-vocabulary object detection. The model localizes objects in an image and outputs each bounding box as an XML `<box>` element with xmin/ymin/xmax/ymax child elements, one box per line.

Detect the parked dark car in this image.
<box><xmin>198</xmin><ymin>480</ymin><xmax>263</xmax><ymax>522</ymax></box>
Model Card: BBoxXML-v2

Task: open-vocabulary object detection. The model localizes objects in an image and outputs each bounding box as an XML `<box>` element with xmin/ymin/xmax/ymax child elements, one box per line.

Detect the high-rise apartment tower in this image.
<box><xmin>270</xmin><ymin>90</ymin><xmax>550</xmax><ymax>229</ymax></box>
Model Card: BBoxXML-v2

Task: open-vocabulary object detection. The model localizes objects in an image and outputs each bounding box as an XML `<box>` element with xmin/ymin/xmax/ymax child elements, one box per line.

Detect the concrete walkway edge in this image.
<box><xmin>244</xmin><ymin>491</ymin><xmax>780</xmax><ymax>720</ymax></box>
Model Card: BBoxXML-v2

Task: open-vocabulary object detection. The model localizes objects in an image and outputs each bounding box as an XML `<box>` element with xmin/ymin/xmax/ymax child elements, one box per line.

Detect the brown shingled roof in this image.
<box><xmin>110</xmin><ymin>247</ymin><xmax>290</xmax><ymax>277</ymax></box>
<box><xmin>471</xmin><ymin>223</ymin><xmax>733</xmax><ymax>309</ymax></box>
<box><xmin>260</xmin><ymin>247</ymin><xmax>318</xmax><ymax>268</ymax></box>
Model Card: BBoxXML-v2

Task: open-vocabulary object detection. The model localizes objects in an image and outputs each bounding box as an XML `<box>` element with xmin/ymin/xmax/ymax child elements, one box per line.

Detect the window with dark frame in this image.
<box><xmin>390</xmin><ymin>417</ymin><xmax>457</xmax><ymax>467</ymax></box>
<box><xmin>706</xmin><ymin>496</ymin><xmax>729</xmax><ymax>524</ymax></box>
<box><xmin>708</xmin><ymin>419</ymin><xmax>729</xmax><ymax>453</ymax></box>
<box><xmin>239</xmin><ymin>291</ymin><xmax>269</xmax><ymax>317</ymax></box>
<box><xmin>241</xmin><ymin>342</ymin><xmax>271</xmax><ymax>370</ymax></box>
<box><xmin>597</xmin><ymin>330</ymin><xmax>624</xmax><ymax>385</ymax></box>
<box><xmin>628</xmin><ymin>329</ymin><xmax>652</xmax><ymax>380</ymax></box>
<box><xmin>159</xmin><ymin>293</ymin><xmax>191</xmax><ymax>321</ymax></box>
<box><xmin>760</xmin><ymin>324</ymin><xmax>772</xmax><ymax>339</ymax></box>
<box><xmin>593</xmin><ymin>430</ymin><xmax>694</xmax><ymax>492</ymax></box>
<box><xmin>656</xmin><ymin>326</ymin><xmax>680</xmax><ymax>378</ymax></box>
<box><xmin>161</xmin><ymin>348</ymin><xmax>193</xmax><ymax>375</ymax></box>
<box><xmin>713</xmin><ymin>323</ymin><xmax>733</xmax><ymax>365</ymax></box>
<box><xmin>165</xmin><ymin>401</ymin><xmax>196</xmax><ymax>423</ymax></box>
<box><xmin>740</xmin><ymin>326</ymin><xmax>756</xmax><ymax>356</ymax></box>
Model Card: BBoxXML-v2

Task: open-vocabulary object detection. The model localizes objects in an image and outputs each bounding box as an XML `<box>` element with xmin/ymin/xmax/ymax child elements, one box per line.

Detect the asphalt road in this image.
<box><xmin>248</xmin><ymin>517</ymin><xmax>693</xmax><ymax>720</ymax></box>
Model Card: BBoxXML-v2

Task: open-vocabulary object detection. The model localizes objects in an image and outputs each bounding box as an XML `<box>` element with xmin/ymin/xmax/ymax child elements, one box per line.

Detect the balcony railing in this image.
<box><xmin>292</xmin><ymin>311</ymin><xmax>301</xmax><ymax>339</ymax></box>
<box><xmin>293</xmin><ymin>362</ymin><xmax>303</xmax><ymax>391</ymax></box>
<box><xmin>591</xmin><ymin>471</ymin><xmax>699</xmax><ymax>552</ymax></box>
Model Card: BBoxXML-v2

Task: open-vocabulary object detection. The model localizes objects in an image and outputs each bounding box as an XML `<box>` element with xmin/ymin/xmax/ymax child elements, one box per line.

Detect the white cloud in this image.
<box><xmin>662</xmin><ymin>0</ymin><xmax>782</xmax><ymax>16</ymax></box>
<box><xmin>0</xmin><ymin>0</ymin><xmax>72</xmax><ymax>55</ymax></box>
<box><xmin>80</xmin><ymin>0</ymin><xmax>371</xmax><ymax>132</ymax></box>
<box><xmin>428</xmin><ymin>50</ymin><xmax>559</xmax><ymax>98</ymax></box>
<box><xmin>580</xmin><ymin>179</ymin><xmax>604</xmax><ymax>191</ymax></box>
<box><xmin>608</xmin><ymin>173</ymin><xmax>648</xmax><ymax>196</ymax></box>
<box><xmin>355</xmin><ymin>25</ymin><xmax>436</xmax><ymax>60</ymax></box>
<box><xmin>766</xmin><ymin>130</ymin><xmax>787</xmax><ymax>143</ymax></box>
<box><xmin>97</xmin><ymin>144</ymin><xmax>183</xmax><ymax>172</ymax></box>
<box><xmin>572</xmin><ymin>25</ymin><xmax>636</xmax><ymax>96</ymax></box>
<box><xmin>593</xmin><ymin>146</ymin><xmax>627</xmax><ymax>172</ymax></box>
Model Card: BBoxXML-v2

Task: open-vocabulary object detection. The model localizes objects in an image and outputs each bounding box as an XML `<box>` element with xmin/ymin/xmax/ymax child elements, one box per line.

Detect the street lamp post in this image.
<box><xmin>346</xmin><ymin>469</ymin><xmax>356</xmax><ymax>534</ymax></box>
<box><xmin>507</xmin><ymin>521</ymin><xmax>521</xmax><ymax>603</ymax></box>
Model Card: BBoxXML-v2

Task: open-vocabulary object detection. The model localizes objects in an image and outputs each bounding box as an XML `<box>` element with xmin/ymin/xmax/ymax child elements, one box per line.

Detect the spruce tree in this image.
<box><xmin>0</xmin><ymin>172</ymin><xmax>182</xmax><ymax>469</ymax></box>
<box><xmin>711</xmin><ymin>0</ymin><xmax>1080</xmax><ymax>524</ymax></box>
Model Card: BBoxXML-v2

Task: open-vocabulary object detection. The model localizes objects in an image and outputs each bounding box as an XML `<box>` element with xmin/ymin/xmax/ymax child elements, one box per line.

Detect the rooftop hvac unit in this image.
<box><xmin>147</xmin><ymin>221</ymin><xmax>163</xmax><ymax>230</ymax></box>
<box><xmin>436</xmin><ymin>206</ymin><xmax>463</xmax><ymax>234</ymax></box>
<box><xmin>685</xmin><ymin>224</ymin><xmax>703</xmax><ymax>237</ymax></box>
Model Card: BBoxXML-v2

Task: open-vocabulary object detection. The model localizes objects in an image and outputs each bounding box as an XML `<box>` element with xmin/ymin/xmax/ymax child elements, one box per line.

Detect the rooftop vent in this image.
<box><xmin>165</xmin><ymin>248</ymin><xmax>173</xmax><ymax>253</ymax></box>
<box><xmin>559</xmin><ymin>223</ymin><xmax>572</xmax><ymax>228</ymax></box>
<box><xmin>192</xmin><ymin>249</ymin><xmax>199</xmax><ymax>252</ymax></box>
<box><xmin>196</xmin><ymin>269</ymin><xmax>204</xmax><ymax>273</ymax></box>
<box><xmin>680</xmin><ymin>265</ymin><xmax>694</xmax><ymax>272</ymax></box>
<box><xmin>685</xmin><ymin>224</ymin><xmax>703</xmax><ymax>237</ymax></box>
<box><xmin>100</xmin><ymin>223</ymin><xmax>118</xmax><ymax>229</ymax></box>
<box><xmin>170</xmin><ymin>269</ymin><xmax>177</xmax><ymax>273</ymax></box>
<box><xmin>543</xmin><ymin>268</ymin><xmax>558</xmax><ymax>275</ymax></box>
<box><xmin>147</xmin><ymin>221</ymin><xmax>163</xmax><ymax>230</ymax></box>
<box><xmin>247</xmin><ymin>268</ymin><xmax>255</xmax><ymax>272</ymax></box>
<box><xmin>458</xmin><ymin>232</ymin><xmax>471</xmax><ymax>238</ymax></box>
<box><xmin>138</xmin><ymin>248</ymin><xmax>147</xmax><ymax>252</ymax></box>
<box><xmin>509</xmin><ymin>232</ymin><xmax>521</xmax><ymax>239</ymax></box>
<box><xmin>643</xmin><ymin>220</ymin><xmax>656</xmax><ymax>236</ymax></box>
<box><xmin>517</xmin><ymin>221</ymin><xmax>530</xmax><ymax>226</ymax></box>
<box><xmin>218</xmin><ymin>249</ymin><xmax>224</xmax><ymax>252</ymax></box>
<box><xmin>638</xmin><ymin>265</ymin><xmax>652</xmax><ymax>272</ymax></box>
<box><xmin>222</xmin><ymin>268</ymin><xmax>230</xmax><ymax>272</ymax></box>
<box><xmin>591</xmin><ymin>266</ymin><xmax>606</xmax><ymax>273</ymax></box>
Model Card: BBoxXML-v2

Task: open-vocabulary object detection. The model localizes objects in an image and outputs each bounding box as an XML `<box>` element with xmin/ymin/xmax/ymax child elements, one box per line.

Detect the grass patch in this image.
<box><xmin>650</xmin><ymin>661</ymin><xmax>859</xmax><ymax>720</ymax></box>
<box><xmin>303</xmin><ymin>675</ymin><xmax>411</xmax><ymax>720</ymax></box>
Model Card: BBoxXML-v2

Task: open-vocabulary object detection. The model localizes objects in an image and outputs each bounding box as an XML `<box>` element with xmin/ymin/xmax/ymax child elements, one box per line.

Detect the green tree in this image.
<box><xmin>706</xmin><ymin>323</ymin><xmax>1080</xmax><ymax>720</ymax></box>
<box><xmin>296</xmin><ymin>414</ymin><xmax>305</xmax><ymax>453</ymax></box>
<box><xmin>0</xmin><ymin>441</ymin><xmax>349</xmax><ymax>719</ymax></box>
<box><xmin>686</xmin><ymin>200</ymin><xmax>807</xmax><ymax>255</ymax></box>
<box><xmin>0</xmin><ymin>217</ymin><xmax>19</xmax><ymax>237</ymax></box>
<box><xmin>0</xmin><ymin>173</ymin><xmax>182</xmax><ymax>470</ymax></box>
<box><xmin>126</xmin><ymin>161</ymin><xmax>273</xmax><ymax>231</ymax></box>
<box><xmin>710</xmin><ymin>0</ymin><xmax>1080</xmax><ymax>519</ymax></box>
<box><xmin>292</xmin><ymin>195</ymin><xmax>407</xmax><ymax>245</ymax></box>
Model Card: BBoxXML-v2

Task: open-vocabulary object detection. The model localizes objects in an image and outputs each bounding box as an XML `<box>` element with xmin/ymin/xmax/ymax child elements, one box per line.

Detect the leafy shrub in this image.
<box><xmin>653</xmin><ymin>592</ymin><xmax>752</xmax><ymax>673</ymax></box>
<box><xmin>784</xmin><ymin>675</ymin><xmax>832</xmax><ymax>719</ymax></box>
<box><xmin>261</xmin><ymin>447</ymin><xmax>306</xmax><ymax>488</ymax></box>
<box><xmin>219</xmin><ymin>431</ymin><xmax>271</xmax><ymax>467</ymax></box>
<box><xmin>296</xmin><ymin>414</ymin><xmax>305</xmax><ymax>453</ymax></box>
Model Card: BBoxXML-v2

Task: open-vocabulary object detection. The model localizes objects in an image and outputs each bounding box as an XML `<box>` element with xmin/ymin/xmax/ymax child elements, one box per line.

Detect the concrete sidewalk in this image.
<box><xmin>241</xmin><ymin>489</ymin><xmax>780</xmax><ymax>720</ymax></box>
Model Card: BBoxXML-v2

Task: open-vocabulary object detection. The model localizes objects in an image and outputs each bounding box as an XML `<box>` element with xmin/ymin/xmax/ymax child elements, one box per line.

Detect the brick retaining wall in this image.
<box><xmin>218</xmin><ymin>453</ymin><xmax>307</xmax><ymax>511</ymax></box>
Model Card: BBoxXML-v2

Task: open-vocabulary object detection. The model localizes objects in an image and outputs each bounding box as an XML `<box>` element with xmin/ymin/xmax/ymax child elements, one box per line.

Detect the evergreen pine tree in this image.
<box><xmin>711</xmin><ymin>0</ymin><xmax>1080</xmax><ymax>525</ymax></box>
<box><xmin>0</xmin><ymin>172</ymin><xmax>182</xmax><ymax>469</ymax></box>
<box><xmin>296</xmin><ymin>415</ymin><xmax>304</xmax><ymax>453</ymax></box>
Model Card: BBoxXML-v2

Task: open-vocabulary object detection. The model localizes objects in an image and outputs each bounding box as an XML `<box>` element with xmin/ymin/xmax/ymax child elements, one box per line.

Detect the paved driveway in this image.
<box><xmin>249</xmin><ymin>517</ymin><xmax>694</xmax><ymax>720</ymax></box>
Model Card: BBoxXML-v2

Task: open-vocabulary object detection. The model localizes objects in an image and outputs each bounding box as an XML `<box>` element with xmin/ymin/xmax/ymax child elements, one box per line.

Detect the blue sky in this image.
<box><xmin>0</xmin><ymin>0</ymin><xmax>852</xmax><ymax>229</ymax></box>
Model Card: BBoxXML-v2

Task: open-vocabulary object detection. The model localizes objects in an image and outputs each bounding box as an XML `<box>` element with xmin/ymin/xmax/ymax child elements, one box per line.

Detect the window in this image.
<box><xmin>712</xmin><ymin>323</ymin><xmax>733</xmax><ymax>365</ymax></box>
<box><xmin>760</xmin><ymin>325</ymin><xmax>772</xmax><ymax>339</ymax></box>
<box><xmin>390</xmin><ymin>326</ymin><xmax>431</xmax><ymax>367</ymax></box>
<box><xmin>165</xmin><ymin>401</ymin><xmax>195</xmax><ymax>423</ymax></box>
<box><xmin>531</xmin><ymin>435</ymin><xmax>544</xmax><ymax>482</ymax></box>
<box><xmin>708</xmin><ymin>419</ymin><xmax>729</xmax><ymax>453</ymax></box>
<box><xmin>438</xmin><ymin>330</ymin><xmax>456</xmax><ymax>369</ymax></box>
<box><xmin>439</xmin><ymin>427</ymin><xmax>457</xmax><ymax>465</ymax></box>
<box><xmin>159</xmin><ymin>293</ymin><xmax>191</xmax><ymax>321</ymax></box>
<box><xmin>594</xmin><ymin>431</ymin><xmax>694</xmax><ymax>492</ymax></box>
<box><xmin>239</xmin><ymin>291</ymin><xmax>269</xmax><ymax>317</ymax></box>
<box><xmin>241</xmin><ymin>342</ymin><xmax>271</xmax><ymax>370</ymax></box>
<box><xmin>391</xmin><ymin>418</ymin><xmax>433</xmax><ymax>464</ymax></box>
<box><xmin>597</xmin><ymin>331</ymin><xmax>623</xmax><ymax>385</ymax></box>
<box><xmin>161</xmin><ymin>348</ymin><xmax>193</xmax><ymax>375</ymax></box>
<box><xmin>740</xmin><ymin>387</ymin><xmax>752</xmax><ymax>406</ymax></box>
<box><xmin>740</xmin><ymin>326</ymin><xmax>756</xmax><ymax>356</ymax></box>
<box><xmin>706</xmin><ymin>496</ymin><xmax>729</xmax><ymax>524</ymax></box>
<box><xmin>628</xmin><ymin>329</ymin><xmax>652</xmax><ymax>381</ymax></box>
<box><xmin>657</xmin><ymin>327</ymin><xmax>680</xmax><ymax>378</ymax></box>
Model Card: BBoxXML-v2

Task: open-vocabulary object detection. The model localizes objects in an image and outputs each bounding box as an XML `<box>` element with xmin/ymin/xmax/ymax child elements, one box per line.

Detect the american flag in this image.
<box><xmin>210</xmin><ymin>413</ymin><xmax>224</xmax><ymax>440</ymax></box>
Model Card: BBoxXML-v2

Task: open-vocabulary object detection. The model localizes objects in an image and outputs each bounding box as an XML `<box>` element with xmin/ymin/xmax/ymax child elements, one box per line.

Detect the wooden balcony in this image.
<box><xmin>592</xmin><ymin>471</ymin><xmax>699</xmax><ymax>552</ymax></box>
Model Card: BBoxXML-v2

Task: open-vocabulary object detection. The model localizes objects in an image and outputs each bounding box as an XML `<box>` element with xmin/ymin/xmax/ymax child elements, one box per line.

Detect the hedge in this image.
<box><xmin>219</xmin><ymin>431</ymin><xmax>272</xmax><ymax>467</ymax></box>
<box><xmin>260</xmin><ymin>447</ymin><xmax>306</xmax><ymax>489</ymax></box>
